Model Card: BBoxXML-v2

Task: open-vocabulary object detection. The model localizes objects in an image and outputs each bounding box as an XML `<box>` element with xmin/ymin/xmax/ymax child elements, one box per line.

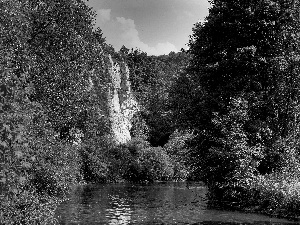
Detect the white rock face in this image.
<box><xmin>107</xmin><ymin>55</ymin><xmax>139</xmax><ymax>144</ymax></box>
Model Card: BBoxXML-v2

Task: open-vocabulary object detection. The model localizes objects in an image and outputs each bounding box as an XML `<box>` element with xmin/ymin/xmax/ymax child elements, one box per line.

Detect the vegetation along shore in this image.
<box><xmin>2</xmin><ymin>0</ymin><xmax>300</xmax><ymax>223</ymax></box>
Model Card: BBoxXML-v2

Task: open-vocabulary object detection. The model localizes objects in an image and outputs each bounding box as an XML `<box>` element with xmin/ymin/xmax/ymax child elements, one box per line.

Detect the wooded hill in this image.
<box><xmin>2</xmin><ymin>0</ymin><xmax>300</xmax><ymax>223</ymax></box>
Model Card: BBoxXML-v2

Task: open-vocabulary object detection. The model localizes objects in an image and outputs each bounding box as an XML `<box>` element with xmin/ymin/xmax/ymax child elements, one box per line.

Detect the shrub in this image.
<box><xmin>272</xmin><ymin>136</ymin><xmax>300</xmax><ymax>177</ymax></box>
<box><xmin>249</xmin><ymin>174</ymin><xmax>300</xmax><ymax>217</ymax></box>
<box><xmin>105</xmin><ymin>144</ymin><xmax>133</xmax><ymax>182</ymax></box>
<box><xmin>164</xmin><ymin>129</ymin><xmax>194</xmax><ymax>180</ymax></box>
<box><xmin>31</xmin><ymin>140</ymin><xmax>83</xmax><ymax>195</ymax></box>
<box><xmin>78</xmin><ymin>137</ymin><xmax>175</xmax><ymax>183</ymax></box>
<box><xmin>125</xmin><ymin>137</ymin><xmax>151</xmax><ymax>155</ymax></box>
<box><xmin>135</xmin><ymin>147</ymin><xmax>174</xmax><ymax>182</ymax></box>
<box><xmin>0</xmin><ymin>100</ymin><xmax>83</xmax><ymax>224</ymax></box>
<box><xmin>106</xmin><ymin>137</ymin><xmax>149</xmax><ymax>182</ymax></box>
<box><xmin>79</xmin><ymin>137</ymin><xmax>113</xmax><ymax>183</ymax></box>
<box><xmin>81</xmin><ymin>150</ymin><xmax>109</xmax><ymax>183</ymax></box>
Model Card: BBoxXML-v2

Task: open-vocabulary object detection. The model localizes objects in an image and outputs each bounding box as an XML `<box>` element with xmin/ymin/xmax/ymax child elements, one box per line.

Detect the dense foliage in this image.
<box><xmin>122</xmin><ymin>48</ymin><xmax>189</xmax><ymax>146</ymax></box>
<box><xmin>0</xmin><ymin>0</ymin><xmax>110</xmax><ymax>223</ymax></box>
<box><xmin>170</xmin><ymin>0</ymin><xmax>300</xmax><ymax>216</ymax></box>
<box><xmin>0</xmin><ymin>1</ymin><xmax>190</xmax><ymax>223</ymax></box>
<box><xmin>5</xmin><ymin>0</ymin><xmax>300</xmax><ymax>222</ymax></box>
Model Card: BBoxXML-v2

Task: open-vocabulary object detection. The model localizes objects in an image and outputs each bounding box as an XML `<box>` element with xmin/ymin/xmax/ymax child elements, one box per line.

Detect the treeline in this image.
<box><xmin>170</xmin><ymin>0</ymin><xmax>300</xmax><ymax>219</ymax></box>
<box><xmin>0</xmin><ymin>0</ymin><xmax>112</xmax><ymax>223</ymax></box>
<box><xmin>120</xmin><ymin>47</ymin><xmax>190</xmax><ymax>146</ymax></box>
<box><xmin>0</xmin><ymin>1</ymin><xmax>190</xmax><ymax>224</ymax></box>
<box><xmin>3</xmin><ymin>0</ymin><xmax>300</xmax><ymax>223</ymax></box>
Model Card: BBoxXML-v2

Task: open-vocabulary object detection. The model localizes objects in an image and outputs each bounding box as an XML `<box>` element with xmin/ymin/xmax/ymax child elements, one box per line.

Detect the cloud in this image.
<box><xmin>115</xmin><ymin>16</ymin><xmax>177</xmax><ymax>55</ymax></box>
<box><xmin>156</xmin><ymin>42</ymin><xmax>178</xmax><ymax>54</ymax></box>
<box><xmin>116</xmin><ymin>17</ymin><xmax>139</xmax><ymax>41</ymax></box>
<box><xmin>94</xmin><ymin>9</ymin><xmax>177</xmax><ymax>55</ymax></box>
<box><xmin>96</xmin><ymin>9</ymin><xmax>111</xmax><ymax>24</ymax></box>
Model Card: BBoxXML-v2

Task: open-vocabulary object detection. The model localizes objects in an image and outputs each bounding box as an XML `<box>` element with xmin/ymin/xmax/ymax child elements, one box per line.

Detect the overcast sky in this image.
<box><xmin>86</xmin><ymin>0</ymin><xmax>210</xmax><ymax>55</ymax></box>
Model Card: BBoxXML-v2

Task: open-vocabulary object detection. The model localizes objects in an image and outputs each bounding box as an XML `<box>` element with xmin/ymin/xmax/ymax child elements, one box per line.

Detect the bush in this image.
<box><xmin>0</xmin><ymin>101</ymin><xmax>83</xmax><ymax>224</ymax></box>
<box><xmin>105</xmin><ymin>144</ymin><xmax>133</xmax><ymax>182</ymax></box>
<box><xmin>125</xmin><ymin>137</ymin><xmax>151</xmax><ymax>155</ymax></box>
<box><xmin>0</xmin><ymin>187</ymin><xmax>62</xmax><ymax>225</ymax></box>
<box><xmin>108</xmin><ymin>137</ymin><xmax>150</xmax><ymax>182</ymax></box>
<box><xmin>249</xmin><ymin>174</ymin><xmax>300</xmax><ymax>217</ymax></box>
<box><xmin>31</xmin><ymin>140</ymin><xmax>84</xmax><ymax>196</ymax></box>
<box><xmin>78</xmin><ymin>137</ymin><xmax>176</xmax><ymax>183</ymax></box>
<box><xmin>243</xmin><ymin>132</ymin><xmax>300</xmax><ymax>217</ymax></box>
<box><xmin>134</xmin><ymin>147</ymin><xmax>174</xmax><ymax>182</ymax></box>
<box><xmin>79</xmin><ymin>136</ymin><xmax>141</xmax><ymax>183</ymax></box>
<box><xmin>81</xmin><ymin>149</ymin><xmax>109</xmax><ymax>183</ymax></box>
<box><xmin>79</xmin><ymin>136</ymin><xmax>113</xmax><ymax>183</ymax></box>
<box><xmin>164</xmin><ymin>129</ymin><xmax>194</xmax><ymax>180</ymax></box>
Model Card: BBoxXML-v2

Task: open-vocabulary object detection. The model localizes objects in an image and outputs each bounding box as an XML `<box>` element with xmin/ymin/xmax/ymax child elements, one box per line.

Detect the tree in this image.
<box><xmin>0</xmin><ymin>1</ymin><xmax>110</xmax><ymax>223</ymax></box>
<box><xmin>27</xmin><ymin>0</ymin><xmax>108</xmax><ymax>140</ymax></box>
<box><xmin>123</xmin><ymin>49</ymin><xmax>189</xmax><ymax>146</ymax></box>
<box><xmin>172</xmin><ymin>0</ymin><xmax>300</xmax><ymax>181</ymax></box>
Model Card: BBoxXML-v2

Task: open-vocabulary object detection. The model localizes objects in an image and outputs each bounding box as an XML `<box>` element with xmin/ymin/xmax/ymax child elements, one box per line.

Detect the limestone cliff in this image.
<box><xmin>107</xmin><ymin>55</ymin><xmax>139</xmax><ymax>144</ymax></box>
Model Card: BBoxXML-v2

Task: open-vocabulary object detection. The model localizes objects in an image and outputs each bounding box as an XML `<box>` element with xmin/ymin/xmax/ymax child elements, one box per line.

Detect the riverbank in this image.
<box><xmin>206</xmin><ymin>174</ymin><xmax>300</xmax><ymax>222</ymax></box>
<box><xmin>1</xmin><ymin>134</ymin><xmax>188</xmax><ymax>224</ymax></box>
<box><xmin>55</xmin><ymin>181</ymin><xmax>298</xmax><ymax>224</ymax></box>
<box><xmin>247</xmin><ymin>174</ymin><xmax>300</xmax><ymax>221</ymax></box>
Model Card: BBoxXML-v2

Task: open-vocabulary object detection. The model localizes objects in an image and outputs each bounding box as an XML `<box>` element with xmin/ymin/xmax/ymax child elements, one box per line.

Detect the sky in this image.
<box><xmin>85</xmin><ymin>0</ymin><xmax>210</xmax><ymax>55</ymax></box>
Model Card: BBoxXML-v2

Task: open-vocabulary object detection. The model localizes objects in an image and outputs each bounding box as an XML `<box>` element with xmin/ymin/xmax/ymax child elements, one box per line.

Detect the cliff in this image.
<box><xmin>107</xmin><ymin>55</ymin><xmax>139</xmax><ymax>144</ymax></box>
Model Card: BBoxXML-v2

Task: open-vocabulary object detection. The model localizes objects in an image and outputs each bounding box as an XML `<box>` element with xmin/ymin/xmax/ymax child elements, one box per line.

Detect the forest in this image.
<box><xmin>2</xmin><ymin>0</ymin><xmax>300</xmax><ymax>224</ymax></box>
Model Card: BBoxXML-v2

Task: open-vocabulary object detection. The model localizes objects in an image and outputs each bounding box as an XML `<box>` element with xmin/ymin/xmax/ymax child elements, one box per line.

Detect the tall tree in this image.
<box><xmin>171</xmin><ymin>0</ymin><xmax>300</xmax><ymax>180</ymax></box>
<box><xmin>123</xmin><ymin>49</ymin><xmax>189</xmax><ymax>146</ymax></box>
<box><xmin>27</xmin><ymin>0</ymin><xmax>108</xmax><ymax>139</ymax></box>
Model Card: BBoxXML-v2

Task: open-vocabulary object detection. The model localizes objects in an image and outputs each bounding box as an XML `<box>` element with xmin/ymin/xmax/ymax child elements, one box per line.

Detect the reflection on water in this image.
<box><xmin>106</xmin><ymin>194</ymin><xmax>132</xmax><ymax>224</ymax></box>
<box><xmin>55</xmin><ymin>182</ymin><xmax>297</xmax><ymax>225</ymax></box>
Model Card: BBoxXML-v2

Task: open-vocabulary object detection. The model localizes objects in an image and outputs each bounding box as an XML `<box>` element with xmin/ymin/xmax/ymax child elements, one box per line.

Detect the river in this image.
<box><xmin>55</xmin><ymin>182</ymin><xmax>297</xmax><ymax>224</ymax></box>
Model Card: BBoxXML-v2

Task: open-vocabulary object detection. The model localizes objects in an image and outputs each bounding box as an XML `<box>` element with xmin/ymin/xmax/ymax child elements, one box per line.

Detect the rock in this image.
<box><xmin>107</xmin><ymin>55</ymin><xmax>139</xmax><ymax>144</ymax></box>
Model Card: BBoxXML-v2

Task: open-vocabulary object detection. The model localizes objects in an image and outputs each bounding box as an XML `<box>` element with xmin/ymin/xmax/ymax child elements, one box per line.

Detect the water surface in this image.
<box><xmin>55</xmin><ymin>182</ymin><xmax>297</xmax><ymax>224</ymax></box>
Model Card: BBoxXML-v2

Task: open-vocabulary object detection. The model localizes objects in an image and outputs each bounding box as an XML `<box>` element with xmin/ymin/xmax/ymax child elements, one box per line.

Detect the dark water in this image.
<box><xmin>55</xmin><ymin>182</ymin><xmax>297</xmax><ymax>225</ymax></box>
